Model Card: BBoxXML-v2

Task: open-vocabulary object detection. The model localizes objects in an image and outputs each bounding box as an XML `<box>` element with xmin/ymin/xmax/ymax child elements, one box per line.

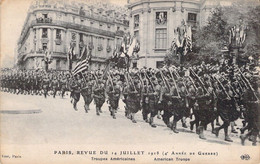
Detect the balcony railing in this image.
<box><xmin>31</xmin><ymin>5</ymin><xmax>127</xmax><ymax>27</ymax></box>
<box><xmin>33</xmin><ymin>20</ymin><xmax>117</xmax><ymax>37</ymax></box>
<box><xmin>36</xmin><ymin>17</ymin><xmax>52</xmax><ymax>23</ymax></box>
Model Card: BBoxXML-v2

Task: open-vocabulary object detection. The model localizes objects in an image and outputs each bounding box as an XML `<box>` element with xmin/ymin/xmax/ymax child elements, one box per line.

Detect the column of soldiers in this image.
<box><xmin>0</xmin><ymin>62</ymin><xmax>259</xmax><ymax>146</ymax></box>
<box><xmin>0</xmin><ymin>69</ymin><xmax>71</xmax><ymax>98</ymax></box>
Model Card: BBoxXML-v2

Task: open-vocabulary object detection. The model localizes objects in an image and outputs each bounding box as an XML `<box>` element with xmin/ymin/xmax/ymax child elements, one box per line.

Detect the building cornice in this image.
<box><xmin>31</xmin><ymin>8</ymin><xmax>129</xmax><ymax>28</ymax></box>
<box><xmin>128</xmin><ymin>0</ymin><xmax>202</xmax><ymax>9</ymax></box>
<box><xmin>19</xmin><ymin>20</ymin><xmax>125</xmax><ymax>45</ymax></box>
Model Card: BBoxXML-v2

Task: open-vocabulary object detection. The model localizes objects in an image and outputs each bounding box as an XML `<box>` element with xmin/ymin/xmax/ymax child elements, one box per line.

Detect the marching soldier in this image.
<box><xmin>93</xmin><ymin>79</ymin><xmax>106</xmax><ymax>116</ymax></box>
<box><xmin>106</xmin><ymin>77</ymin><xmax>121</xmax><ymax>119</ymax></box>
<box><xmin>60</xmin><ymin>74</ymin><xmax>67</xmax><ymax>98</ymax></box>
<box><xmin>171</xmin><ymin>82</ymin><xmax>188</xmax><ymax>133</ymax></box>
<box><xmin>41</xmin><ymin>74</ymin><xmax>50</xmax><ymax>98</ymax></box>
<box><xmin>141</xmin><ymin>79</ymin><xmax>150</xmax><ymax>123</ymax></box>
<box><xmin>50</xmin><ymin>75</ymin><xmax>59</xmax><ymax>98</ymax></box>
<box><xmin>125</xmin><ymin>75</ymin><xmax>142</xmax><ymax>123</ymax></box>
<box><xmin>214</xmin><ymin>83</ymin><xmax>239</xmax><ymax>142</ymax></box>
<box><xmin>69</xmin><ymin>74</ymin><xmax>81</xmax><ymax>111</ymax></box>
<box><xmin>81</xmin><ymin>74</ymin><xmax>93</xmax><ymax>113</ymax></box>
<box><xmin>147</xmin><ymin>78</ymin><xmax>161</xmax><ymax>128</ymax></box>
<box><xmin>240</xmin><ymin>75</ymin><xmax>259</xmax><ymax>146</ymax></box>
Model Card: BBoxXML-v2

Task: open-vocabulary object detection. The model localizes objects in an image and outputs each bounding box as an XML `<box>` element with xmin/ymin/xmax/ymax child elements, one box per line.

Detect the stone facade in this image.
<box><xmin>17</xmin><ymin>0</ymin><xmax>129</xmax><ymax>70</ymax></box>
<box><xmin>127</xmin><ymin>0</ymin><xmax>222</xmax><ymax>68</ymax></box>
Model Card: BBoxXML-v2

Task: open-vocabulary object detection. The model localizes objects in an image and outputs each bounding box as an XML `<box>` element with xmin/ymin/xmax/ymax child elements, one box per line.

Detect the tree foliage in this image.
<box><xmin>165</xmin><ymin>1</ymin><xmax>260</xmax><ymax>66</ymax></box>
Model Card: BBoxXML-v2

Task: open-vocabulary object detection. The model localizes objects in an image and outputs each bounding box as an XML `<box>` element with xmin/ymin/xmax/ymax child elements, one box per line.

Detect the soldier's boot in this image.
<box><xmin>224</xmin><ymin>135</ymin><xmax>233</xmax><ymax>142</ymax></box>
<box><xmin>240</xmin><ymin>134</ymin><xmax>248</xmax><ymax>146</ymax></box>
<box><xmin>99</xmin><ymin>108</ymin><xmax>102</xmax><ymax>113</ymax></box>
<box><xmin>73</xmin><ymin>102</ymin><xmax>78</xmax><ymax>111</ymax></box>
<box><xmin>149</xmin><ymin>117</ymin><xmax>156</xmax><ymax>128</ymax></box>
<box><xmin>131</xmin><ymin>113</ymin><xmax>137</xmax><ymax>123</ymax></box>
<box><xmin>198</xmin><ymin>126</ymin><xmax>206</xmax><ymax>140</ymax></box>
<box><xmin>234</xmin><ymin>121</ymin><xmax>237</xmax><ymax>126</ymax></box>
<box><xmin>124</xmin><ymin>111</ymin><xmax>127</xmax><ymax>117</ymax></box>
<box><xmin>231</xmin><ymin>122</ymin><xmax>238</xmax><ymax>133</ymax></box>
<box><xmin>213</xmin><ymin>127</ymin><xmax>220</xmax><ymax>137</ymax></box>
<box><xmin>157</xmin><ymin>111</ymin><xmax>161</xmax><ymax>119</ymax></box>
<box><xmin>251</xmin><ymin>135</ymin><xmax>257</xmax><ymax>146</ymax></box>
<box><xmin>196</xmin><ymin>127</ymin><xmax>200</xmax><ymax>134</ymax></box>
<box><xmin>84</xmin><ymin>105</ymin><xmax>88</xmax><ymax>113</ymax></box>
<box><xmin>126</xmin><ymin>110</ymin><xmax>131</xmax><ymax>119</ymax></box>
<box><xmin>224</xmin><ymin>127</ymin><xmax>233</xmax><ymax>142</ymax></box>
<box><xmin>143</xmin><ymin>115</ymin><xmax>149</xmax><ymax>123</ymax></box>
<box><xmin>111</xmin><ymin>109</ymin><xmax>116</xmax><ymax>119</ymax></box>
<box><xmin>216</xmin><ymin>118</ymin><xmax>220</xmax><ymax>126</ymax></box>
<box><xmin>240</xmin><ymin>126</ymin><xmax>247</xmax><ymax>134</ymax></box>
<box><xmin>172</xmin><ymin>121</ymin><xmax>179</xmax><ymax>133</ymax></box>
<box><xmin>109</xmin><ymin>106</ymin><xmax>112</xmax><ymax>116</ymax></box>
<box><xmin>211</xmin><ymin>122</ymin><xmax>215</xmax><ymax>133</ymax></box>
<box><xmin>242</xmin><ymin>120</ymin><xmax>246</xmax><ymax>127</ymax></box>
<box><xmin>181</xmin><ymin>118</ymin><xmax>188</xmax><ymax>128</ymax></box>
<box><xmin>162</xmin><ymin>117</ymin><xmax>170</xmax><ymax>128</ymax></box>
<box><xmin>190</xmin><ymin>121</ymin><xmax>194</xmax><ymax>131</ymax></box>
<box><xmin>96</xmin><ymin>107</ymin><xmax>100</xmax><ymax>116</ymax></box>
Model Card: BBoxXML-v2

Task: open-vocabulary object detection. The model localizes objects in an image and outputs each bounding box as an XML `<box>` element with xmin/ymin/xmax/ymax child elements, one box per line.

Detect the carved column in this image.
<box><xmin>50</xmin><ymin>28</ymin><xmax>54</xmax><ymax>53</ymax></box>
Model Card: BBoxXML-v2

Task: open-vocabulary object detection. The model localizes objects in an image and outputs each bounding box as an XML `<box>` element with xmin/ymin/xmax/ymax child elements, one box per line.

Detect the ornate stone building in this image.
<box><xmin>17</xmin><ymin>0</ymin><xmax>129</xmax><ymax>70</ymax></box>
<box><xmin>127</xmin><ymin>0</ymin><xmax>227</xmax><ymax>68</ymax></box>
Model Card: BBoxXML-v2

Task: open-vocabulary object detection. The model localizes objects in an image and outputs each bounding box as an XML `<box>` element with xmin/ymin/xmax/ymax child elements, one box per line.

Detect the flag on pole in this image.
<box><xmin>127</xmin><ymin>37</ymin><xmax>136</xmax><ymax>57</ymax></box>
<box><xmin>67</xmin><ymin>46</ymin><xmax>75</xmax><ymax>61</ymax></box>
<box><xmin>183</xmin><ymin>26</ymin><xmax>192</xmax><ymax>56</ymax></box>
<box><xmin>72</xmin><ymin>46</ymin><xmax>91</xmax><ymax>76</ymax></box>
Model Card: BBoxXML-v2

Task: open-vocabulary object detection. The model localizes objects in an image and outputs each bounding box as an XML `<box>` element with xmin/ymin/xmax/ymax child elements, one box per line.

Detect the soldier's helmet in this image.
<box><xmin>197</xmin><ymin>87</ymin><xmax>203</xmax><ymax>95</ymax></box>
<box><xmin>76</xmin><ymin>74</ymin><xmax>81</xmax><ymax>80</ymax></box>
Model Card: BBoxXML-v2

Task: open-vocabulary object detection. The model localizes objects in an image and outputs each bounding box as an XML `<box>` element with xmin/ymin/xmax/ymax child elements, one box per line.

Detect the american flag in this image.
<box><xmin>72</xmin><ymin>46</ymin><xmax>91</xmax><ymax>76</ymax></box>
<box><xmin>67</xmin><ymin>46</ymin><xmax>75</xmax><ymax>61</ymax></box>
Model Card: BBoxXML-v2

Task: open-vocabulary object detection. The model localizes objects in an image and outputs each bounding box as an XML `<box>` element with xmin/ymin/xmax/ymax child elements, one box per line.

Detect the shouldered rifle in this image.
<box><xmin>168</xmin><ymin>68</ymin><xmax>180</xmax><ymax>98</ymax></box>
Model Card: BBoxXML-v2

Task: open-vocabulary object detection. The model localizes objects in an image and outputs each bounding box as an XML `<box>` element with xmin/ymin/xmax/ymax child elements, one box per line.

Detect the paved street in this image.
<box><xmin>1</xmin><ymin>91</ymin><xmax>260</xmax><ymax>164</ymax></box>
<box><xmin>1</xmin><ymin>91</ymin><xmax>251</xmax><ymax>146</ymax></box>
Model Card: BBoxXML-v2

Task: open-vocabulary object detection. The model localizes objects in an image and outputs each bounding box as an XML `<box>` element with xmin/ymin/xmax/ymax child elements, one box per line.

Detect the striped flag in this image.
<box><xmin>72</xmin><ymin>46</ymin><xmax>91</xmax><ymax>76</ymax></box>
<box><xmin>67</xmin><ymin>46</ymin><xmax>75</xmax><ymax>61</ymax></box>
<box><xmin>184</xmin><ymin>26</ymin><xmax>192</xmax><ymax>56</ymax></box>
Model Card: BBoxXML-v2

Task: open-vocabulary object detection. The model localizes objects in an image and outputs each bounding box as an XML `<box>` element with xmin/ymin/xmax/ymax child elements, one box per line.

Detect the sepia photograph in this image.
<box><xmin>0</xmin><ymin>0</ymin><xmax>259</xmax><ymax>163</ymax></box>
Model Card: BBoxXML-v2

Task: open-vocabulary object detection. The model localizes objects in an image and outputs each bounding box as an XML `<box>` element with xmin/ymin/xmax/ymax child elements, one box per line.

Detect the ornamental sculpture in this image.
<box><xmin>229</xmin><ymin>18</ymin><xmax>247</xmax><ymax>48</ymax></box>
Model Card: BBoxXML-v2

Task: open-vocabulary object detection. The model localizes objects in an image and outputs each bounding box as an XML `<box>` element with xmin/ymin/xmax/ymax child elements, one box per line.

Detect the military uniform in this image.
<box><xmin>41</xmin><ymin>75</ymin><xmax>50</xmax><ymax>98</ymax></box>
<box><xmin>81</xmin><ymin>77</ymin><xmax>93</xmax><ymax>113</ymax></box>
<box><xmin>106</xmin><ymin>80</ymin><xmax>120</xmax><ymax>119</ymax></box>
<box><xmin>69</xmin><ymin>75</ymin><xmax>81</xmax><ymax>111</ymax></box>
<box><xmin>93</xmin><ymin>80</ymin><xmax>106</xmax><ymax>115</ymax></box>
<box><xmin>125</xmin><ymin>78</ymin><xmax>142</xmax><ymax>123</ymax></box>
<box><xmin>147</xmin><ymin>80</ymin><xmax>160</xmax><ymax>128</ymax></box>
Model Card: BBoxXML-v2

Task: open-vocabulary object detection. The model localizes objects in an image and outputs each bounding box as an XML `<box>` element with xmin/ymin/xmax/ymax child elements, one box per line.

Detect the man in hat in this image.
<box><xmin>147</xmin><ymin>77</ymin><xmax>161</xmax><ymax>128</ymax></box>
<box><xmin>125</xmin><ymin>75</ymin><xmax>142</xmax><ymax>123</ymax></box>
<box><xmin>93</xmin><ymin>78</ymin><xmax>106</xmax><ymax>116</ymax></box>
<box><xmin>81</xmin><ymin>73</ymin><xmax>93</xmax><ymax>113</ymax></box>
<box><xmin>240</xmin><ymin>76</ymin><xmax>259</xmax><ymax>146</ymax></box>
<box><xmin>70</xmin><ymin>74</ymin><xmax>82</xmax><ymax>111</ymax></box>
<box><xmin>106</xmin><ymin>78</ymin><xmax>121</xmax><ymax>119</ymax></box>
<box><xmin>49</xmin><ymin>75</ymin><xmax>59</xmax><ymax>98</ymax></box>
<box><xmin>171</xmin><ymin>82</ymin><xmax>188</xmax><ymax>133</ymax></box>
<box><xmin>60</xmin><ymin>74</ymin><xmax>68</xmax><ymax>98</ymax></box>
<box><xmin>214</xmin><ymin>83</ymin><xmax>238</xmax><ymax>142</ymax></box>
<box><xmin>41</xmin><ymin>74</ymin><xmax>50</xmax><ymax>98</ymax></box>
<box><xmin>141</xmin><ymin>78</ymin><xmax>150</xmax><ymax>123</ymax></box>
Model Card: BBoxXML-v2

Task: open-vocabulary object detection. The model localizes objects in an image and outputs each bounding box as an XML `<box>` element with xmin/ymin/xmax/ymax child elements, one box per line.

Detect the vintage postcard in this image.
<box><xmin>0</xmin><ymin>0</ymin><xmax>259</xmax><ymax>163</ymax></box>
